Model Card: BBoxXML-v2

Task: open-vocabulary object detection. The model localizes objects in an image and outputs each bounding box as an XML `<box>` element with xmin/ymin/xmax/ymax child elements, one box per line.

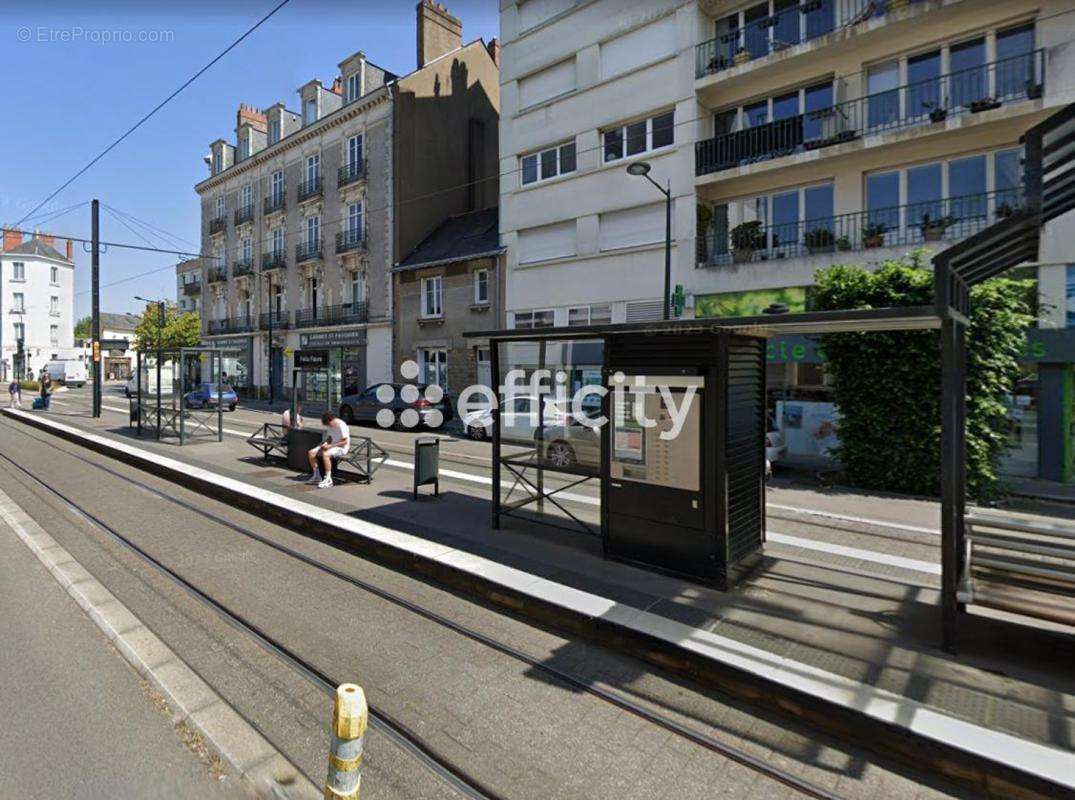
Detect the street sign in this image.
<box><xmin>98</xmin><ymin>338</ymin><xmax>129</xmax><ymax>350</ymax></box>
<box><xmin>294</xmin><ymin>349</ymin><xmax>329</xmax><ymax>369</ymax></box>
<box><xmin>92</xmin><ymin>341</ymin><xmax>100</xmax><ymax>363</ymax></box>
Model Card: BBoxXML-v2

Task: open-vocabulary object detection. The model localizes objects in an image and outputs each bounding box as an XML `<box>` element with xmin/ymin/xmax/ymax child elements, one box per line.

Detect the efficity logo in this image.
<box><xmin>375</xmin><ymin>360</ymin><xmax>446</xmax><ymax>429</ymax></box>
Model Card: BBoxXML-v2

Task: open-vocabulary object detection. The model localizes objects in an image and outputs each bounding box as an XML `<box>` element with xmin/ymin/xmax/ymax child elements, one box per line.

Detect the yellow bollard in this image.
<box><xmin>324</xmin><ymin>684</ymin><xmax>367</xmax><ymax>800</ymax></box>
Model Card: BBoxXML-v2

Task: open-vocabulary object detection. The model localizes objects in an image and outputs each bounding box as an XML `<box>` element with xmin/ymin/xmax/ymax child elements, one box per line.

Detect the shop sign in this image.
<box><xmin>202</xmin><ymin>337</ymin><xmax>252</xmax><ymax>351</ymax></box>
<box><xmin>300</xmin><ymin>330</ymin><xmax>367</xmax><ymax>348</ymax></box>
<box><xmin>295</xmin><ymin>349</ymin><xmax>329</xmax><ymax>369</ymax></box>
<box><xmin>99</xmin><ymin>338</ymin><xmax>129</xmax><ymax>351</ymax></box>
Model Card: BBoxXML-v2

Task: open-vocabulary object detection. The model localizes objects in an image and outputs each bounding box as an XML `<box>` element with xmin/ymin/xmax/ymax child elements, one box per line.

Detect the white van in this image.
<box><xmin>46</xmin><ymin>360</ymin><xmax>88</xmax><ymax>388</ymax></box>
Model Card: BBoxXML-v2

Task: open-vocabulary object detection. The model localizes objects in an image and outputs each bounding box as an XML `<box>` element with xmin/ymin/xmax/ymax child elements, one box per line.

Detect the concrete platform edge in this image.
<box><xmin>0</xmin><ymin>473</ymin><xmax>321</xmax><ymax>800</ymax></box>
<box><xmin>5</xmin><ymin>407</ymin><xmax>1073</xmax><ymax>800</ymax></box>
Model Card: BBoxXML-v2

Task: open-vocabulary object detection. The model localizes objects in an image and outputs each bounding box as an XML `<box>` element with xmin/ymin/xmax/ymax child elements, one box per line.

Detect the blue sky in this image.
<box><xmin>0</xmin><ymin>0</ymin><xmax>499</xmax><ymax>319</ymax></box>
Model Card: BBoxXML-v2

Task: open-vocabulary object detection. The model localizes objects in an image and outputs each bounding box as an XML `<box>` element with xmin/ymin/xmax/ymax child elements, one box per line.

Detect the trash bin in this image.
<box><xmin>414</xmin><ymin>437</ymin><xmax>440</xmax><ymax>499</ymax></box>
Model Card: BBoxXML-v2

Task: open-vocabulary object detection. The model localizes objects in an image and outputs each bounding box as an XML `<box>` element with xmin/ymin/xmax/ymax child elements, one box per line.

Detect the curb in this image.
<box><xmin>5</xmin><ymin>407</ymin><xmax>1074</xmax><ymax>800</ymax></box>
<box><xmin>0</xmin><ymin>484</ymin><xmax>320</xmax><ymax>800</ymax></box>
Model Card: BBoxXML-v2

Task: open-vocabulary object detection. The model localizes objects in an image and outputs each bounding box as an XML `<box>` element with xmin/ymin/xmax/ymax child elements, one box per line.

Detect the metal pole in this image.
<box><xmin>490</xmin><ymin>341</ymin><xmax>501</xmax><ymax>530</ymax></box>
<box><xmin>156</xmin><ymin>302</ymin><xmax>163</xmax><ymax>440</ymax></box>
<box><xmin>267</xmin><ymin>277</ymin><xmax>274</xmax><ymax>407</ymax></box>
<box><xmin>940</xmin><ymin>317</ymin><xmax>966</xmax><ymax>653</ymax></box>
<box><xmin>664</xmin><ymin>180</ymin><xmax>672</xmax><ymax>320</ymax></box>
<box><xmin>91</xmin><ymin>200</ymin><xmax>101</xmax><ymax>418</ymax></box>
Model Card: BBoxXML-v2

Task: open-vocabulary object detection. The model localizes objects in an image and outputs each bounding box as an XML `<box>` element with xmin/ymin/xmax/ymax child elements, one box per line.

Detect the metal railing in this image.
<box><xmin>696</xmin><ymin>189</ymin><xmax>1026</xmax><ymax>267</ymax></box>
<box><xmin>259</xmin><ymin>310</ymin><xmax>290</xmax><ymax>330</ymax></box>
<box><xmin>696</xmin><ymin>0</ymin><xmax>925</xmax><ymax>78</ymax></box>
<box><xmin>261</xmin><ymin>250</ymin><xmax>286</xmax><ymax>271</ymax></box>
<box><xmin>233</xmin><ymin>259</ymin><xmax>254</xmax><ymax>278</ymax></box>
<box><xmin>182</xmin><ymin>279</ymin><xmax>201</xmax><ymax>295</ymax></box>
<box><xmin>234</xmin><ymin>204</ymin><xmax>254</xmax><ymax>225</ymax></box>
<box><xmin>295</xmin><ymin>239</ymin><xmax>322</xmax><ymax>263</ymax></box>
<box><xmin>294</xmin><ymin>301</ymin><xmax>368</xmax><ymax>329</ymax></box>
<box><xmin>297</xmin><ymin>175</ymin><xmax>323</xmax><ymax>202</ymax></box>
<box><xmin>263</xmin><ymin>193</ymin><xmax>286</xmax><ymax>215</ymax></box>
<box><xmin>338</xmin><ymin>159</ymin><xmax>367</xmax><ymax>188</ymax></box>
<box><xmin>207</xmin><ymin>266</ymin><xmax>229</xmax><ymax>283</ymax></box>
<box><xmin>208</xmin><ymin>216</ymin><xmax>226</xmax><ymax>236</ymax></box>
<box><xmin>697</xmin><ymin>50</ymin><xmax>1045</xmax><ymax>176</ymax></box>
<box><xmin>336</xmin><ymin>228</ymin><xmax>367</xmax><ymax>254</ymax></box>
<box><xmin>208</xmin><ymin>316</ymin><xmax>255</xmax><ymax>335</ymax></box>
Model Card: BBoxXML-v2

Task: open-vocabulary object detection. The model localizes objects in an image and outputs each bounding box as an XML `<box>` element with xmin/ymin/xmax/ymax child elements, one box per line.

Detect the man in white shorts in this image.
<box><xmin>306</xmin><ymin>411</ymin><xmax>350</xmax><ymax>488</ymax></box>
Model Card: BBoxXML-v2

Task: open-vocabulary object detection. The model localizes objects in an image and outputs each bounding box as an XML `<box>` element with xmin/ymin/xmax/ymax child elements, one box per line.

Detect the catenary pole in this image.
<box><xmin>91</xmin><ymin>199</ymin><xmax>101</xmax><ymax>417</ymax></box>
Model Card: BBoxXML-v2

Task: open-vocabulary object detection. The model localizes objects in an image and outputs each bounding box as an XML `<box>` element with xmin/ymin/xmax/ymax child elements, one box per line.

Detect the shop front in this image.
<box><xmin>295</xmin><ymin>329</ymin><xmax>368</xmax><ymax>412</ymax></box>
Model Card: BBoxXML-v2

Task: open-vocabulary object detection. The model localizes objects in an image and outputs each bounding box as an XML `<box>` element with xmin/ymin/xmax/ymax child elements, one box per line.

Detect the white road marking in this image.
<box><xmin>768</xmin><ymin>503</ymin><xmax>938</xmax><ymax>536</ymax></box>
<box><xmin>766</xmin><ymin>531</ymin><xmax>940</xmax><ymax>575</ymax></box>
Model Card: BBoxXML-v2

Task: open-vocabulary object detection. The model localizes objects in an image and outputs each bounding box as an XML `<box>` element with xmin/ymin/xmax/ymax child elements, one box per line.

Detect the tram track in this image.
<box><xmin>0</xmin><ymin>418</ymin><xmax>849</xmax><ymax>800</ymax></box>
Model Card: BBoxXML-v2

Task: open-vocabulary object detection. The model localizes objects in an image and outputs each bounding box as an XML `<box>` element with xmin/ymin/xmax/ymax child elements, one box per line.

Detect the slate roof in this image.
<box><xmin>100</xmin><ymin>312</ymin><xmax>141</xmax><ymax>332</ymax></box>
<box><xmin>395</xmin><ymin>208</ymin><xmax>502</xmax><ymax>272</ymax></box>
<box><xmin>1</xmin><ymin>238</ymin><xmax>70</xmax><ymax>263</ymax></box>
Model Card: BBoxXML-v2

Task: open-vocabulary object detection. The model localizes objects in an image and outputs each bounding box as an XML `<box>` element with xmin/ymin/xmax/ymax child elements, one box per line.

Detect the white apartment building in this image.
<box><xmin>500</xmin><ymin>0</ymin><xmax>1075</xmax><ymax>483</ymax></box>
<box><xmin>176</xmin><ymin>258</ymin><xmax>201</xmax><ymax>315</ymax></box>
<box><xmin>0</xmin><ymin>229</ymin><xmax>78</xmax><ymax>379</ymax></box>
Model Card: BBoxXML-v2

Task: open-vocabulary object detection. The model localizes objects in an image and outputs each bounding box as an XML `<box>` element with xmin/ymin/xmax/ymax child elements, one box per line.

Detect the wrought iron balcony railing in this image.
<box><xmin>335</xmin><ymin>228</ymin><xmax>367</xmax><ymax>254</ymax></box>
<box><xmin>338</xmin><ymin>159</ymin><xmax>367</xmax><ymax>189</ymax></box>
<box><xmin>207</xmin><ymin>266</ymin><xmax>229</xmax><ymax>283</ymax></box>
<box><xmin>297</xmin><ymin>175</ymin><xmax>323</xmax><ymax>202</ymax></box>
<box><xmin>263</xmin><ymin>193</ymin><xmax>286</xmax><ymax>215</ymax></box>
<box><xmin>261</xmin><ymin>250</ymin><xmax>286</xmax><ymax>271</ymax></box>
<box><xmin>696</xmin><ymin>189</ymin><xmax>1026</xmax><ymax>268</ymax></box>
<box><xmin>295</xmin><ymin>239</ymin><xmax>322</xmax><ymax>263</ymax></box>
<box><xmin>208</xmin><ymin>316</ymin><xmax>255</xmax><ymax>335</ymax></box>
<box><xmin>233</xmin><ymin>259</ymin><xmax>254</xmax><ymax>278</ymax></box>
<box><xmin>259</xmin><ymin>310</ymin><xmax>290</xmax><ymax>330</ymax></box>
<box><xmin>234</xmin><ymin>204</ymin><xmax>254</xmax><ymax>225</ymax></box>
<box><xmin>182</xmin><ymin>279</ymin><xmax>201</xmax><ymax>295</ymax></box>
<box><xmin>696</xmin><ymin>0</ymin><xmax>925</xmax><ymax>79</ymax></box>
<box><xmin>208</xmin><ymin>216</ymin><xmax>226</xmax><ymax>236</ymax></box>
<box><xmin>696</xmin><ymin>50</ymin><xmax>1045</xmax><ymax>177</ymax></box>
<box><xmin>293</xmin><ymin>301</ymin><xmax>368</xmax><ymax>329</ymax></box>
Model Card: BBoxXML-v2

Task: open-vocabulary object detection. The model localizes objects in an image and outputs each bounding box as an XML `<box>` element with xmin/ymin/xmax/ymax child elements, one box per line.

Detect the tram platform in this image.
<box><xmin>5</xmin><ymin>404</ymin><xmax>1074</xmax><ymax>799</ymax></box>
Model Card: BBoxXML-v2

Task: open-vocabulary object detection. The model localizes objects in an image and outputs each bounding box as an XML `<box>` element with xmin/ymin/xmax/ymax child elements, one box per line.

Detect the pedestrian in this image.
<box><xmin>8</xmin><ymin>378</ymin><xmax>21</xmax><ymax>409</ymax></box>
<box><xmin>305</xmin><ymin>410</ymin><xmax>350</xmax><ymax>488</ymax></box>
<box><xmin>281</xmin><ymin>402</ymin><xmax>303</xmax><ymax>432</ymax></box>
<box><xmin>40</xmin><ymin>372</ymin><xmax>53</xmax><ymax>410</ymax></box>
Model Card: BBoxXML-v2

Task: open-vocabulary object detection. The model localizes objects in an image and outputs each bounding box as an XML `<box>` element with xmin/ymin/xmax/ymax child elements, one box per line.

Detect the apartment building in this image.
<box><xmin>500</xmin><ymin>0</ymin><xmax>1075</xmax><ymax>483</ymax></box>
<box><xmin>195</xmin><ymin>1</ymin><xmax>498</xmax><ymax>408</ymax></box>
<box><xmin>176</xmin><ymin>258</ymin><xmax>201</xmax><ymax>315</ymax></box>
<box><xmin>0</xmin><ymin>229</ymin><xmax>78</xmax><ymax>379</ymax></box>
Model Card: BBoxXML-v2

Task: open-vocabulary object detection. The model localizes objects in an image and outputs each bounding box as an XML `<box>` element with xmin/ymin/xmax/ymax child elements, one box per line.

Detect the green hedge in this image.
<box><xmin>18</xmin><ymin>380</ymin><xmax>40</xmax><ymax>392</ymax></box>
<box><xmin>814</xmin><ymin>253</ymin><xmax>1034</xmax><ymax>499</ymax></box>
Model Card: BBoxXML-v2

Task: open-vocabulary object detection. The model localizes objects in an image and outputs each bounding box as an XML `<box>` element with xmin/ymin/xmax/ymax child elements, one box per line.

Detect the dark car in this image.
<box><xmin>184</xmin><ymin>383</ymin><xmax>238</xmax><ymax>411</ymax></box>
<box><xmin>338</xmin><ymin>382</ymin><xmax>453</xmax><ymax>429</ymax></box>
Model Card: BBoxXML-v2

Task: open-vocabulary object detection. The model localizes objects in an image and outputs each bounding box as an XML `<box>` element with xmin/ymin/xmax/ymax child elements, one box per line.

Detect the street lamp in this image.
<box><xmin>626</xmin><ymin>161</ymin><xmax>672</xmax><ymax>320</ymax></box>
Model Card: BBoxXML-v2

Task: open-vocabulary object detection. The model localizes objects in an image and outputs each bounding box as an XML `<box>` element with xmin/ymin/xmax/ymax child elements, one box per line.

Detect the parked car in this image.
<box><xmin>184</xmin><ymin>383</ymin><xmax>237</xmax><ymax>411</ymax></box>
<box><xmin>339</xmin><ymin>382</ymin><xmax>453</xmax><ymax>429</ymax></box>
<box><xmin>463</xmin><ymin>396</ymin><xmax>572</xmax><ymax>441</ymax></box>
<box><xmin>536</xmin><ymin>421</ymin><xmax>601</xmax><ymax>470</ymax></box>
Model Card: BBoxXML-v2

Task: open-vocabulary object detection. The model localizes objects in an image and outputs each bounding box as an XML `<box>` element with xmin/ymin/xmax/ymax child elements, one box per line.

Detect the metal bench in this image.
<box><xmin>329</xmin><ymin>436</ymin><xmax>388</xmax><ymax>484</ymax></box>
<box><xmin>958</xmin><ymin>514</ymin><xmax>1075</xmax><ymax>628</ymax></box>
<box><xmin>247</xmin><ymin>423</ymin><xmax>289</xmax><ymax>461</ymax></box>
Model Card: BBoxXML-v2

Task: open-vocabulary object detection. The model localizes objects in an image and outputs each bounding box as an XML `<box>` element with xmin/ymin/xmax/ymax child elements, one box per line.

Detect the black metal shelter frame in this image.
<box><xmin>469</xmin><ymin>103</ymin><xmax>1075</xmax><ymax>651</ymax></box>
<box><xmin>129</xmin><ymin>347</ymin><xmax>231</xmax><ymax>444</ymax></box>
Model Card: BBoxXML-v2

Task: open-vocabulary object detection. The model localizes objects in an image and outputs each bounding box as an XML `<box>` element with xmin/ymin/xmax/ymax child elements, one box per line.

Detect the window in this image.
<box><xmin>346</xmin><ymin>73</ymin><xmax>361</xmax><ymax>103</ymax></box>
<box><xmin>949</xmin><ymin>37</ymin><xmax>987</xmax><ymax>108</ymax></box>
<box><xmin>995</xmin><ymin>148</ymin><xmax>1023</xmax><ymax>210</ymax></box>
<box><xmin>307</xmin><ymin>276</ymin><xmax>319</xmax><ymax>308</ymax></box>
<box><xmin>803</xmin><ymin>82</ymin><xmax>834</xmax><ymax>141</ymax></box>
<box><xmin>997</xmin><ymin>23</ymin><xmax>1036</xmax><ymax>98</ymax></box>
<box><xmin>420</xmin><ymin>349</ymin><xmax>448</xmax><ymax>389</ymax></box>
<box><xmin>603</xmin><ymin>110</ymin><xmax>674</xmax><ymax>162</ymax></box>
<box><xmin>215</xmin><ymin>196</ymin><xmax>225</xmax><ymax>219</ymax></box>
<box><xmin>600</xmin><ymin>16</ymin><xmax>676</xmax><ymax>80</ymax></box>
<box><xmin>50</xmin><ymin>325</ymin><xmax>59</xmax><ymax>345</ymax></box>
<box><xmin>513</xmin><ymin>310</ymin><xmax>554</xmax><ymax>329</ymax></box>
<box><xmin>568</xmin><ymin>304</ymin><xmax>612</xmax><ymax>326</ymax></box>
<box><xmin>347</xmin><ymin>134</ymin><xmax>363</xmax><ymax>169</ymax></box>
<box><xmin>349</xmin><ymin>272</ymin><xmax>363</xmax><ymax>304</ymax></box>
<box><xmin>50</xmin><ymin>296</ymin><xmax>59</xmax><ymax>315</ymax></box>
<box><xmin>521</xmin><ymin>141</ymin><xmax>576</xmax><ymax>185</ymax></box>
<box><xmin>518</xmin><ymin>220</ymin><xmax>576</xmax><ymax>264</ymax></box>
<box><xmin>303</xmin><ymin>98</ymin><xmax>317</xmax><ymax>125</ymax></box>
<box><xmin>599</xmin><ymin>203</ymin><xmax>668</xmax><ymax>251</ymax></box>
<box><xmin>306</xmin><ymin>154</ymin><xmax>320</xmax><ymax>183</ymax></box>
<box><xmin>212</xmin><ymin>150</ymin><xmax>222</xmax><ymax>174</ymax></box>
<box><xmin>50</xmin><ymin>266</ymin><xmax>58</xmax><ymax>284</ymax></box>
<box><xmin>13</xmin><ymin>322</ymin><xmax>24</xmax><ymax>342</ymax></box>
<box><xmin>268</xmin><ymin>119</ymin><xmax>281</xmax><ymax>145</ymax></box>
<box><xmin>272</xmin><ymin>282</ymin><xmax>284</xmax><ymax>313</ymax></box>
<box><xmin>241</xmin><ymin>236</ymin><xmax>252</xmax><ymax>263</ymax></box>
<box><xmin>241</xmin><ymin>184</ymin><xmax>252</xmax><ymax>210</ymax></box>
<box><xmin>12</xmin><ymin>262</ymin><xmax>24</xmax><ymax>281</ymax></box>
<box><xmin>272</xmin><ymin>227</ymin><xmax>284</xmax><ymax>256</ymax></box>
<box><xmin>306</xmin><ymin>215</ymin><xmax>320</xmax><ymax>246</ymax></box>
<box><xmin>867</xmin><ymin>60</ymin><xmax>900</xmax><ymax>128</ymax></box>
<box><xmin>271</xmin><ymin>170</ymin><xmax>284</xmax><ymax>203</ymax></box>
<box><xmin>421</xmin><ymin>276</ymin><xmax>443</xmax><ymax>318</ymax></box>
<box><xmin>13</xmin><ymin>293</ymin><xmax>24</xmax><ymax>312</ymax></box>
<box><xmin>518</xmin><ymin>59</ymin><xmax>576</xmax><ymax>109</ymax></box>
<box><xmin>907</xmin><ymin>50</ymin><xmax>942</xmax><ymax>120</ymax></box>
<box><xmin>238</xmin><ymin>136</ymin><xmax>249</xmax><ymax>161</ymax></box>
<box><xmin>473</xmin><ymin>269</ymin><xmax>489</xmax><ymax>304</ymax></box>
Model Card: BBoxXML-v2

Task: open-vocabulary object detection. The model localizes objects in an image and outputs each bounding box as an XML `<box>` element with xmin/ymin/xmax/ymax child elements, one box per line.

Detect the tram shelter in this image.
<box><xmin>129</xmin><ymin>346</ymin><xmax>237</xmax><ymax>444</ymax></box>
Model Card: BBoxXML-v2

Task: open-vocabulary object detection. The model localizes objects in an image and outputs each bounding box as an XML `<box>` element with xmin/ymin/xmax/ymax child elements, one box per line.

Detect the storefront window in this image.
<box><xmin>1000</xmin><ymin>366</ymin><xmax>1039</xmax><ymax>478</ymax></box>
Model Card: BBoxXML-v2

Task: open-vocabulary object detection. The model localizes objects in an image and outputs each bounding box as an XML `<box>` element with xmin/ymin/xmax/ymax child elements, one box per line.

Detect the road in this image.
<box><xmin>0</xmin><ymin>506</ymin><xmax>243</xmax><ymax>800</ymax></box>
<box><xmin>0</xmin><ymin>413</ymin><xmax>968</xmax><ymax>800</ymax></box>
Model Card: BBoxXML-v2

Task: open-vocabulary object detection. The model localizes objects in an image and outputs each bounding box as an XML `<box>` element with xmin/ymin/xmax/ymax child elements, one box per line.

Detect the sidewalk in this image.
<box><xmin>8</xmin><ymin>403</ymin><xmax>1075</xmax><ymax>798</ymax></box>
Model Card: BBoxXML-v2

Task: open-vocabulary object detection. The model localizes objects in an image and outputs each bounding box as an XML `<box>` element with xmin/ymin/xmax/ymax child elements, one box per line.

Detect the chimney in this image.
<box><xmin>2</xmin><ymin>228</ymin><xmax>21</xmax><ymax>252</ymax></box>
<box><xmin>35</xmin><ymin>231</ymin><xmax>55</xmax><ymax>249</ymax></box>
<box><xmin>486</xmin><ymin>37</ymin><xmax>500</xmax><ymax>68</ymax></box>
<box><xmin>416</xmin><ymin>0</ymin><xmax>462</xmax><ymax>69</ymax></box>
<box><xmin>235</xmin><ymin>103</ymin><xmax>267</xmax><ymax>134</ymax></box>
<box><xmin>66</xmin><ymin>240</ymin><xmax>74</xmax><ymax>261</ymax></box>
<box><xmin>331</xmin><ymin>76</ymin><xmax>343</xmax><ymax>95</ymax></box>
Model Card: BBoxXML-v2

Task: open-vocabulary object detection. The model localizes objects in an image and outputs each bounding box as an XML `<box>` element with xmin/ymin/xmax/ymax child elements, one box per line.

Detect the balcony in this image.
<box><xmin>297</xmin><ymin>175</ymin><xmax>323</xmax><ymax>203</ymax></box>
<box><xmin>208</xmin><ymin>316</ymin><xmax>255</xmax><ymax>335</ymax></box>
<box><xmin>261</xmin><ymin>250</ymin><xmax>287</xmax><ymax>271</ymax></box>
<box><xmin>696</xmin><ymin>0</ymin><xmax>926</xmax><ymax>79</ymax></box>
<box><xmin>208</xmin><ymin>216</ymin><xmax>226</xmax><ymax>236</ymax></box>
<box><xmin>294</xmin><ymin>301</ymin><xmax>368</xmax><ymax>329</ymax></box>
<box><xmin>295</xmin><ymin>239</ymin><xmax>323</xmax><ymax>263</ymax></box>
<box><xmin>233</xmin><ymin>259</ymin><xmax>254</xmax><ymax>278</ymax></box>
<box><xmin>207</xmin><ymin>266</ymin><xmax>228</xmax><ymax>283</ymax></box>
<box><xmin>263</xmin><ymin>193</ymin><xmax>286</xmax><ymax>215</ymax></box>
<box><xmin>338</xmin><ymin>159</ymin><xmax>367</xmax><ymax>189</ymax></box>
<box><xmin>696</xmin><ymin>51</ymin><xmax>1044</xmax><ymax>178</ymax></box>
<box><xmin>696</xmin><ymin>189</ymin><xmax>1026</xmax><ymax>268</ymax></box>
<box><xmin>335</xmin><ymin>228</ymin><xmax>367</xmax><ymax>254</ymax></box>
<box><xmin>234</xmin><ymin>204</ymin><xmax>254</xmax><ymax>226</ymax></box>
<box><xmin>259</xmin><ymin>310</ymin><xmax>290</xmax><ymax>330</ymax></box>
<box><xmin>182</xmin><ymin>278</ymin><xmax>201</xmax><ymax>295</ymax></box>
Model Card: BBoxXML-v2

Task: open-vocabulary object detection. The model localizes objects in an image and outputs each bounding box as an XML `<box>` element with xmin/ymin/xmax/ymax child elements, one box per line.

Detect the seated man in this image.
<box><xmin>305</xmin><ymin>410</ymin><xmax>350</xmax><ymax>488</ymax></box>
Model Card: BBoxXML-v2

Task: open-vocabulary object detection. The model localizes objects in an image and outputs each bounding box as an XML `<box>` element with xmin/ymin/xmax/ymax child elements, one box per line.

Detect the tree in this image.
<box><xmin>74</xmin><ymin>315</ymin><xmax>92</xmax><ymax>339</ymax></box>
<box><xmin>813</xmin><ymin>252</ymin><xmax>1034</xmax><ymax>499</ymax></box>
<box><xmin>133</xmin><ymin>302</ymin><xmax>201</xmax><ymax>353</ymax></box>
